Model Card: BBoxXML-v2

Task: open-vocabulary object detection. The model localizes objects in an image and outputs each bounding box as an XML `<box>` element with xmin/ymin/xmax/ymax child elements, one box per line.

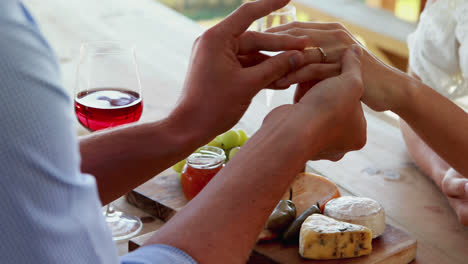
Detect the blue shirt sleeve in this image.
<box><xmin>0</xmin><ymin>1</ymin><xmax>120</xmax><ymax>262</ymax></box>
<box><xmin>1</xmin><ymin>1</ymin><xmax>197</xmax><ymax>263</ymax></box>
<box><xmin>121</xmin><ymin>245</ymin><xmax>197</xmax><ymax>264</ymax></box>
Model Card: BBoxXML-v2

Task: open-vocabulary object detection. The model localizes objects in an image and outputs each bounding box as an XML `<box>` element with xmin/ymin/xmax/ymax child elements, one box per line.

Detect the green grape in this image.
<box><xmin>237</xmin><ymin>129</ymin><xmax>249</xmax><ymax>146</ymax></box>
<box><xmin>229</xmin><ymin>147</ymin><xmax>241</xmax><ymax>160</ymax></box>
<box><xmin>207</xmin><ymin>136</ymin><xmax>223</xmax><ymax>149</ymax></box>
<box><xmin>220</xmin><ymin>130</ymin><xmax>240</xmax><ymax>150</ymax></box>
<box><xmin>172</xmin><ymin>159</ymin><xmax>186</xmax><ymax>173</ymax></box>
<box><xmin>223</xmin><ymin>149</ymin><xmax>230</xmax><ymax>160</ymax></box>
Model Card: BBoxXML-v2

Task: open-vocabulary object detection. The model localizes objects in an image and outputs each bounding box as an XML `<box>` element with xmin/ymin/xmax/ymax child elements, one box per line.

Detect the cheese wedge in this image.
<box><xmin>282</xmin><ymin>172</ymin><xmax>340</xmax><ymax>215</ymax></box>
<box><xmin>299</xmin><ymin>214</ymin><xmax>372</xmax><ymax>260</ymax></box>
<box><xmin>324</xmin><ymin>196</ymin><xmax>385</xmax><ymax>238</ymax></box>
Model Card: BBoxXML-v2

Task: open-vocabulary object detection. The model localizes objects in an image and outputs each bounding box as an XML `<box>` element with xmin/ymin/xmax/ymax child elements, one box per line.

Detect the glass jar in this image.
<box><xmin>181</xmin><ymin>146</ymin><xmax>226</xmax><ymax>200</ymax></box>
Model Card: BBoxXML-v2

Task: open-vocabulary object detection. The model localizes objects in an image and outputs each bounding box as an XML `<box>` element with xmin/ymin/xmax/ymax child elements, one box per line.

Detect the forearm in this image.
<box><xmin>400</xmin><ymin>100</ymin><xmax>468</xmax><ymax>226</ymax></box>
<box><xmin>400</xmin><ymin>119</ymin><xmax>450</xmax><ymax>188</ymax></box>
<box><xmin>80</xmin><ymin>105</ymin><xmax>212</xmax><ymax>205</ymax></box>
<box><xmin>144</xmin><ymin>114</ymin><xmax>320</xmax><ymax>263</ymax></box>
<box><xmin>392</xmin><ymin>73</ymin><xmax>468</xmax><ymax>177</ymax></box>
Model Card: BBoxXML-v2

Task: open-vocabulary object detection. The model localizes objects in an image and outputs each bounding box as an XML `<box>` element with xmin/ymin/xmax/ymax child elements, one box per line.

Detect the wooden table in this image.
<box><xmin>25</xmin><ymin>0</ymin><xmax>468</xmax><ymax>263</ymax></box>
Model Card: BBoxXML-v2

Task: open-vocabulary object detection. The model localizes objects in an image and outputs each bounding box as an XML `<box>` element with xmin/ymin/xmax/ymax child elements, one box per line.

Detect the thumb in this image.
<box><xmin>245</xmin><ymin>50</ymin><xmax>304</xmax><ymax>88</ymax></box>
<box><xmin>340</xmin><ymin>44</ymin><xmax>363</xmax><ymax>77</ymax></box>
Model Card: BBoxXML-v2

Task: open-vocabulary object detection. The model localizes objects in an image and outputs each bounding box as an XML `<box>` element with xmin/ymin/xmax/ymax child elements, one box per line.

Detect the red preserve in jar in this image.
<box><xmin>181</xmin><ymin>146</ymin><xmax>226</xmax><ymax>200</ymax></box>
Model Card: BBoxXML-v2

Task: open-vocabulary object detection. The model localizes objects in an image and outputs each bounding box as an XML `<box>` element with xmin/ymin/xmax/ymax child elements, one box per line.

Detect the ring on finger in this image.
<box><xmin>305</xmin><ymin>46</ymin><xmax>327</xmax><ymax>63</ymax></box>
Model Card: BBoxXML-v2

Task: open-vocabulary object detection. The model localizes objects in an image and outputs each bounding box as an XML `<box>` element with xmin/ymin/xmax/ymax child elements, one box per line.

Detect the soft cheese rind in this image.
<box><xmin>324</xmin><ymin>196</ymin><xmax>385</xmax><ymax>238</ymax></box>
<box><xmin>299</xmin><ymin>214</ymin><xmax>372</xmax><ymax>260</ymax></box>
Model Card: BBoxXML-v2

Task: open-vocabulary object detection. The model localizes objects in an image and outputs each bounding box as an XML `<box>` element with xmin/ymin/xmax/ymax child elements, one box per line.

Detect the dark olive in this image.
<box><xmin>266</xmin><ymin>200</ymin><xmax>296</xmax><ymax>232</ymax></box>
<box><xmin>282</xmin><ymin>204</ymin><xmax>321</xmax><ymax>243</ymax></box>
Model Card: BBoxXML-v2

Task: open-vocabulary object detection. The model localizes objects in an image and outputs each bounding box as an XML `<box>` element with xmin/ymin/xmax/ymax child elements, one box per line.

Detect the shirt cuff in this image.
<box><xmin>121</xmin><ymin>244</ymin><xmax>197</xmax><ymax>264</ymax></box>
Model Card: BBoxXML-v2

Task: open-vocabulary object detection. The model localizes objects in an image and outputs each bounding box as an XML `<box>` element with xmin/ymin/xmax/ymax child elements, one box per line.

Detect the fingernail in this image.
<box><xmin>351</xmin><ymin>44</ymin><xmax>362</xmax><ymax>57</ymax></box>
<box><xmin>276</xmin><ymin>77</ymin><xmax>288</xmax><ymax>87</ymax></box>
<box><xmin>289</xmin><ymin>53</ymin><xmax>302</xmax><ymax>70</ymax></box>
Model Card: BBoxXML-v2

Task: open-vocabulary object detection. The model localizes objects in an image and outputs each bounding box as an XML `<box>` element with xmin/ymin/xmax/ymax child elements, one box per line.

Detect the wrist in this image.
<box><xmin>257</xmin><ymin>106</ymin><xmax>327</xmax><ymax>164</ymax></box>
<box><xmin>165</xmin><ymin>102</ymin><xmax>213</xmax><ymax>150</ymax></box>
<box><xmin>245</xmin><ymin>125</ymin><xmax>310</xmax><ymax>173</ymax></box>
<box><xmin>390</xmin><ymin>72</ymin><xmax>421</xmax><ymax>117</ymax></box>
<box><xmin>378</xmin><ymin>68</ymin><xmax>408</xmax><ymax>114</ymax></box>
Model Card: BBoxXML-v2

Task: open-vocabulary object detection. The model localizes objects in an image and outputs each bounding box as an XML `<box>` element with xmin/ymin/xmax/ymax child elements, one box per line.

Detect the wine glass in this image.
<box><xmin>257</xmin><ymin>5</ymin><xmax>297</xmax><ymax>107</ymax></box>
<box><xmin>74</xmin><ymin>41</ymin><xmax>143</xmax><ymax>241</ymax></box>
<box><xmin>257</xmin><ymin>4</ymin><xmax>296</xmax><ymax>32</ymax></box>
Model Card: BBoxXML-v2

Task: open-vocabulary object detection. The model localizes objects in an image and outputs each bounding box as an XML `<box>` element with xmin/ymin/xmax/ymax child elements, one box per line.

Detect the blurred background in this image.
<box><xmin>160</xmin><ymin>0</ymin><xmax>421</xmax><ymax>24</ymax></box>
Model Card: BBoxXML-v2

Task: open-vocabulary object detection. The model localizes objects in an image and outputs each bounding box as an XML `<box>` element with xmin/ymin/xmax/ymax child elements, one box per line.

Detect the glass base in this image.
<box><xmin>104</xmin><ymin>207</ymin><xmax>143</xmax><ymax>241</ymax></box>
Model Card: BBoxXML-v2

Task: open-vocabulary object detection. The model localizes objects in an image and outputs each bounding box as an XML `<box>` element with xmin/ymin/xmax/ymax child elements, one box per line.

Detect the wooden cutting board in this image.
<box><xmin>126</xmin><ymin>170</ymin><xmax>417</xmax><ymax>264</ymax></box>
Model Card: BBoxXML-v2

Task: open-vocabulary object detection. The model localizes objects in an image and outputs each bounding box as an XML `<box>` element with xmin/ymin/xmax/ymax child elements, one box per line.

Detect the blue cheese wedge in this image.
<box><xmin>324</xmin><ymin>196</ymin><xmax>385</xmax><ymax>238</ymax></box>
<box><xmin>299</xmin><ymin>214</ymin><xmax>372</xmax><ymax>260</ymax></box>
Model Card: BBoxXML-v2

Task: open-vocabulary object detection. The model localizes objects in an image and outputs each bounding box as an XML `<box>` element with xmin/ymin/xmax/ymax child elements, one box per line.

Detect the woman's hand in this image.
<box><xmin>442</xmin><ymin>169</ymin><xmax>468</xmax><ymax>225</ymax></box>
<box><xmin>266</xmin><ymin>22</ymin><xmax>407</xmax><ymax>112</ymax></box>
<box><xmin>441</xmin><ymin>168</ymin><xmax>468</xmax><ymax>225</ymax></box>
<box><xmin>442</xmin><ymin>168</ymin><xmax>468</xmax><ymax>200</ymax></box>
<box><xmin>172</xmin><ymin>0</ymin><xmax>334</xmax><ymax>143</ymax></box>
<box><xmin>261</xmin><ymin>45</ymin><xmax>367</xmax><ymax>162</ymax></box>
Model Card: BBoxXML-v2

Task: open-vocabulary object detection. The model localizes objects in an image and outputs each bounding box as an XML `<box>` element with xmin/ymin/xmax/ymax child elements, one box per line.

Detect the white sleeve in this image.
<box><xmin>455</xmin><ymin>1</ymin><xmax>468</xmax><ymax>81</ymax></box>
<box><xmin>407</xmin><ymin>0</ymin><xmax>461</xmax><ymax>98</ymax></box>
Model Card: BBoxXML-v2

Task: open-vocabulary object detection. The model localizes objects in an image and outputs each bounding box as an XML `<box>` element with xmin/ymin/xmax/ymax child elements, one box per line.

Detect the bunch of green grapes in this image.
<box><xmin>172</xmin><ymin>129</ymin><xmax>249</xmax><ymax>176</ymax></box>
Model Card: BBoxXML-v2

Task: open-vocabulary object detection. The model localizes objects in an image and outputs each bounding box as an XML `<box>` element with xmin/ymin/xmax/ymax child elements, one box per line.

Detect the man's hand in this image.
<box><xmin>173</xmin><ymin>0</ymin><xmax>335</xmax><ymax>142</ymax></box>
<box><xmin>146</xmin><ymin>45</ymin><xmax>367</xmax><ymax>264</ymax></box>
<box><xmin>261</xmin><ymin>45</ymin><xmax>367</xmax><ymax>161</ymax></box>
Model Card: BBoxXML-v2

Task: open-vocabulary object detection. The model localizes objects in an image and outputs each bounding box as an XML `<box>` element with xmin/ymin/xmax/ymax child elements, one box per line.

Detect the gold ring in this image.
<box><xmin>317</xmin><ymin>47</ymin><xmax>327</xmax><ymax>63</ymax></box>
<box><xmin>305</xmin><ymin>47</ymin><xmax>327</xmax><ymax>63</ymax></box>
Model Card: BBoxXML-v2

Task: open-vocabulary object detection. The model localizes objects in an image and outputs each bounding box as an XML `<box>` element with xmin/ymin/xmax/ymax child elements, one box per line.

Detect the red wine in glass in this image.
<box><xmin>75</xmin><ymin>87</ymin><xmax>143</xmax><ymax>131</ymax></box>
<box><xmin>75</xmin><ymin>41</ymin><xmax>143</xmax><ymax>241</ymax></box>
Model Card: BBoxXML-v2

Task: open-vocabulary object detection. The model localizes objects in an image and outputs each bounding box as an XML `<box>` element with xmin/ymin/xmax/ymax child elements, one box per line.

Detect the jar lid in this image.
<box><xmin>187</xmin><ymin>146</ymin><xmax>226</xmax><ymax>169</ymax></box>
